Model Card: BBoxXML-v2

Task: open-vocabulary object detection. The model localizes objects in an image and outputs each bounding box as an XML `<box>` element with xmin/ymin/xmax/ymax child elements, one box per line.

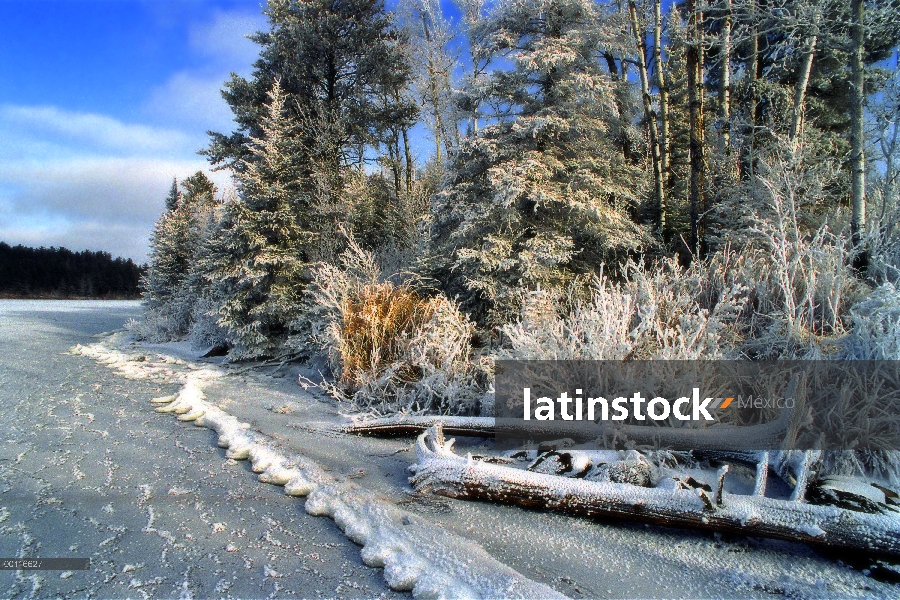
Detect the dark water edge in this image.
<box><xmin>0</xmin><ymin>293</ymin><xmax>141</xmax><ymax>300</ymax></box>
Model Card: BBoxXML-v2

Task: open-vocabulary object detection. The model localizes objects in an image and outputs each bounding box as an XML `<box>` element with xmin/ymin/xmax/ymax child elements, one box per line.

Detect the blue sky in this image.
<box><xmin>0</xmin><ymin>0</ymin><xmax>269</xmax><ymax>262</ymax></box>
<box><xmin>0</xmin><ymin>0</ymin><xmax>467</xmax><ymax>262</ymax></box>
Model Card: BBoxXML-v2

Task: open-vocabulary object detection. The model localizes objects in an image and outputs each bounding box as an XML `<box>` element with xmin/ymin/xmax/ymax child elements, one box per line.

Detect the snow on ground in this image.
<box><xmin>4</xmin><ymin>300</ymin><xmax>898</xmax><ymax>598</ymax></box>
<box><xmin>73</xmin><ymin>317</ymin><xmax>899</xmax><ymax>598</ymax></box>
<box><xmin>70</xmin><ymin>332</ymin><xmax>563</xmax><ymax>599</ymax></box>
<box><xmin>0</xmin><ymin>301</ymin><xmax>406</xmax><ymax>599</ymax></box>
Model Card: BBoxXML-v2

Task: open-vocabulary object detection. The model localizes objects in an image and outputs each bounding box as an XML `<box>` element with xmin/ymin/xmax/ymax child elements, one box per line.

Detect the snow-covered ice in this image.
<box><xmin>4</xmin><ymin>300</ymin><xmax>897</xmax><ymax>598</ymax></box>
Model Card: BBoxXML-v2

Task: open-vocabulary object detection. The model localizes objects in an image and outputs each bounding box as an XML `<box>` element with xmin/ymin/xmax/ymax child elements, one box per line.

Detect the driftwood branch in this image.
<box><xmin>339</xmin><ymin>415</ymin><xmax>496</xmax><ymax>437</ymax></box>
<box><xmin>410</xmin><ymin>425</ymin><xmax>900</xmax><ymax>557</ymax></box>
<box><xmin>342</xmin><ymin>375</ymin><xmax>808</xmax><ymax>452</ymax></box>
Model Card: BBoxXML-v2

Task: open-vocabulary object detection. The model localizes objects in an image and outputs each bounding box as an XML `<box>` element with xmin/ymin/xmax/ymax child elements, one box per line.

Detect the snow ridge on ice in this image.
<box><xmin>71</xmin><ymin>336</ymin><xmax>566</xmax><ymax>599</ymax></box>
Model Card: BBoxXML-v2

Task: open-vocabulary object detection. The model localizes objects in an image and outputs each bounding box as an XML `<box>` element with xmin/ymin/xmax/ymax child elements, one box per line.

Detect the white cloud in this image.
<box><xmin>143</xmin><ymin>9</ymin><xmax>266</xmax><ymax>135</ymax></box>
<box><xmin>0</xmin><ymin>7</ymin><xmax>264</xmax><ymax>262</ymax></box>
<box><xmin>189</xmin><ymin>9</ymin><xmax>266</xmax><ymax>67</ymax></box>
<box><xmin>0</xmin><ymin>105</ymin><xmax>234</xmax><ymax>262</ymax></box>
<box><xmin>0</xmin><ymin>157</ymin><xmax>216</xmax><ymax>222</ymax></box>
<box><xmin>144</xmin><ymin>71</ymin><xmax>236</xmax><ymax>133</ymax></box>
<box><xmin>0</xmin><ymin>105</ymin><xmax>196</xmax><ymax>158</ymax></box>
<box><xmin>0</xmin><ymin>155</ymin><xmax>233</xmax><ymax>263</ymax></box>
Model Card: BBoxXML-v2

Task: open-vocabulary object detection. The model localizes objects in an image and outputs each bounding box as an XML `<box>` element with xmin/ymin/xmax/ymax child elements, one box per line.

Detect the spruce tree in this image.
<box><xmin>143</xmin><ymin>172</ymin><xmax>218</xmax><ymax>339</ymax></box>
<box><xmin>430</xmin><ymin>0</ymin><xmax>650</xmax><ymax>325</ymax></box>
<box><xmin>205</xmin><ymin>83</ymin><xmax>312</xmax><ymax>358</ymax></box>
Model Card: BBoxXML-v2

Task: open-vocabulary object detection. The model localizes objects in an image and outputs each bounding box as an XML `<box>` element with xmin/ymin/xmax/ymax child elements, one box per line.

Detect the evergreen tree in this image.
<box><xmin>430</xmin><ymin>0</ymin><xmax>650</xmax><ymax>325</ymax></box>
<box><xmin>143</xmin><ymin>172</ymin><xmax>218</xmax><ymax>338</ymax></box>
<box><xmin>205</xmin><ymin>83</ymin><xmax>313</xmax><ymax>357</ymax></box>
<box><xmin>164</xmin><ymin>178</ymin><xmax>182</xmax><ymax>212</ymax></box>
<box><xmin>143</xmin><ymin>195</ymin><xmax>193</xmax><ymax>332</ymax></box>
<box><xmin>204</xmin><ymin>0</ymin><xmax>417</xmax><ymax>191</ymax></box>
<box><xmin>0</xmin><ymin>243</ymin><xmax>142</xmax><ymax>299</ymax></box>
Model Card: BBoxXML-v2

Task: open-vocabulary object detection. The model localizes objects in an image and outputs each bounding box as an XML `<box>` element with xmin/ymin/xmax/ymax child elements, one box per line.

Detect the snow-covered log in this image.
<box><xmin>339</xmin><ymin>411</ymin><xmax>799</xmax><ymax>451</ymax></box>
<box><xmin>410</xmin><ymin>425</ymin><xmax>900</xmax><ymax>557</ymax></box>
<box><xmin>339</xmin><ymin>415</ymin><xmax>496</xmax><ymax>437</ymax></box>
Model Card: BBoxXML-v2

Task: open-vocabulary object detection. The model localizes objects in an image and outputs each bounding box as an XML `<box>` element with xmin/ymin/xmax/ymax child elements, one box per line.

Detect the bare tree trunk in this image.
<box><xmin>740</xmin><ymin>0</ymin><xmax>759</xmax><ymax>180</ymax></box>
<box><xmin>629</xmin><ymin>0</ymin><xmax>667</xmax><ymax>234</ymax></box>
<box><xmin>387</xmin><ymin>133</ymin><xmax>401</xmax><ymax>197</ymax></box>
<box><xmin>603</xmin><ymin>51</ymin><xmax>620</xmax><ymax>78</ymax></box>
<box><xmin>655</xmin><ymin>0</ymin><xmax>670</xmax><ymax>203</ymax></box>
<box><xmin>402</xmin><ymin>125</ymin><xmax>413</xmax><ymax>195</ymax></box>
<box><xmin>850</xmin><ymin>0</ymin><xmax>867</xmax><ymax>272</ymax></box>
<box><xmin>687</xmin><ymin>0</ymin><xmax>706</xmax><ymax>257</ymax></box>
<box><xmin>420</xmin><ymin>9</ymin><xmax>444</xmax><ymax>163</ymax></box>
<box><xmin>604</xmin><ymin>49</ymin><xmax>634</xmax><ymax>163</ymax></box>
<box><xmin>789</xmin><ymin>35</ymin><xmax>817</xmax><ymax>149</ymax></box>
<box><xmin>719</xmin><ymin>0</ymin><xmax>732</xmax><ymax>156</ymax></box>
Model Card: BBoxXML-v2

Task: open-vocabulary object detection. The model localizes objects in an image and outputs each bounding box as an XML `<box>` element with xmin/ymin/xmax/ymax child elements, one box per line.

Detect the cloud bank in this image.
<box><xmin>0</xmin><ymin>7</ymin><xmax>264</xmax><ymax>263</ymax></box>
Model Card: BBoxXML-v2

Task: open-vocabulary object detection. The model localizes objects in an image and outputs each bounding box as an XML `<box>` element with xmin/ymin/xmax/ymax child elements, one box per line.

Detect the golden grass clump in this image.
<box><xmin>339</xmin><ymin>283</ymin><xmax>438</xmax><ymax>386</ymax></box>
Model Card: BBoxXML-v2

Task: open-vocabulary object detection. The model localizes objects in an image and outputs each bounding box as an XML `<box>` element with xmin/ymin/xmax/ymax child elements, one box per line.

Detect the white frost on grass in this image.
<box><xmin>74</xmin><ymin>335</ymin><xmax>566</xmax><ymax>599</ymax></box>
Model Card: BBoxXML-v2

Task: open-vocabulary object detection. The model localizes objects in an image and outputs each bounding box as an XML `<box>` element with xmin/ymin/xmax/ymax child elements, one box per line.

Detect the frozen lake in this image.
<box><xmin>0</xmin><ymin>300</ymin><xmax>893</xmax><ymax>599</ymax></box>
<box><xmin>0</xmin><ymin>300</ymin><xmax>402</xmax><ymax>598</ymax></box>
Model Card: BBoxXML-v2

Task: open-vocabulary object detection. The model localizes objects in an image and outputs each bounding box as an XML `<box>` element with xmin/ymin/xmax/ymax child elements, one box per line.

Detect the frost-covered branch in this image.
<box><xmin>411</xmin><ymin>425</ymin><xmax>900</xmax><ymax>557</ymax></box>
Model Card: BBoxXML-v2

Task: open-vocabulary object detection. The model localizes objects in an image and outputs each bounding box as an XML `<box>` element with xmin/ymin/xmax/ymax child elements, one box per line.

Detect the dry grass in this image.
<box><xmin>302</xmin><ymin>232</ymin><xmax>486</xmax><ymax>415</ymax></box>
<box><xmin>339</xmin><ymin>283</ymin><xmax>439</xmax><ymax>386</ymax></box>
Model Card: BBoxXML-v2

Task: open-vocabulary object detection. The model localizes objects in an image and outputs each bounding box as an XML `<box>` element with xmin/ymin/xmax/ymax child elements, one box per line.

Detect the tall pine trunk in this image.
<box><xmin>740</xmin><ymin>0</ymin><xmax>757</xmax><ymax>180</ymax></box>
<box><xmin>402</xmin><ymin>125</ymin><xmax>413</xmax><ymax>195</ymax></box>
<box><xmin>850</xmin><ymin>0</ymin><xmax>867</xmax><ymax>271</ymax></box>
<box><xmin>687</xmin><ymin>0</ymin><xmax>706</xmax><ymax>257</ymax></box>
<box><xmin>654</xmin><ymin>0</ymin><xmax>670</xmax><ymax>199</ymax></box>
<box><xmin>718</xmin><ymin>0</ymin><xmax>732</xmax><ymax>158</ymax></box>
<box><xmin>789</xmin><ymin>35</ymin><xmax>817</xmax><ymax>149</ymax></box>
<box><xmin>629</xmin><ymin>0</ymin><xmax>666</xmax><ymax>234</ymax></box>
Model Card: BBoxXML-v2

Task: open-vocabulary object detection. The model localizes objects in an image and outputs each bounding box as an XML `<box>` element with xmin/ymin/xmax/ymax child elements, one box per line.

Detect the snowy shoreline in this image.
<box><xmin>59</xmin><ymin>319</ymin><xmax>900</xmax><ymax>598</ymax></box>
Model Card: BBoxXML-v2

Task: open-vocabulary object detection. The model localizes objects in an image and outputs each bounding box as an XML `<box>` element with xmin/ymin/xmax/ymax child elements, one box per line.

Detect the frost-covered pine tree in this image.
<box><xmin>143</xmin><ymin>180</ymin><xmax>189</xmax><ymax>336</ymax></box>
<box><xmin>430</xmin><ymin>0</ymin><xmax>650</xmax><ymax>325</ymax></box>
<box><xmin>143</xmin><ymin>173</ymin><xmax>218</xmax><ymax>339</ymax></box>
<box><xmin>205</xmin><ymin>0</ymin><xmax>417</xmax><ymax>182</ymax></box>
<box><xmin>204</xmin><ymin>82</ymin><xmax>313</xmax><ymax>358</ymax></box>
<box><xmin>168</xmin><ymin>172</ymin><xmax>219</xmax><ymax>338</ymax></box>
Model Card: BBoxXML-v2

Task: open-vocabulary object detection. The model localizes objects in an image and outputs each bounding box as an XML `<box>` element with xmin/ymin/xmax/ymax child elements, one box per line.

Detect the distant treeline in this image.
<box><xmin>0</xmin><ymin>242</ymin><xmax>145</xmax><ymax>299</ymax></box>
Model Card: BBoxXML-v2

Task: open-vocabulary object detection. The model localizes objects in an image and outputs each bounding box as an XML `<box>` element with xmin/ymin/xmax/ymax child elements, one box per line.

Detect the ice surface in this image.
<box><xmin>59</xmin><ymin>321</ymin><xmax>900</xmax><ymax>599</ymax></box>
<box><xmin>74</xmin><ymin>336</ymin><xmax>565</xmax><ymax>599</ymax></box>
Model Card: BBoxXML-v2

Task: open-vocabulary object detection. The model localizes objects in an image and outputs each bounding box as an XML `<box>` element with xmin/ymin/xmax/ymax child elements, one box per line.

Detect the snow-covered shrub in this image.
<box><xmin>125</xmin><ymin>312</ymin><xmax>179</xmax><ymax>343</ymax></box>
<box><xmin>501</xmin><ymin>257</ymin><xmax>747</xmax><ymax>360</ymax></box>
<box><xmin>302</xmin><ymin>235</ymin><xmax>486</xmax><ymax>415</ymax></box>
<box><xmin>188</xmin><ymin>294</ymin><xmax>231</xmax><ymax>350</ymax></box>
<box><xmin>706</xmin><ymin>139</ymin><xmax>862</xmax><ymax>358</ymax></box>
<box><xmin>842</xmin><ymin>283</ymin><xmax>900</xmax><ymax>360</ymax></box>
<box><xmin>867</xmin><ymin>207</ymin><xmax>900</xmax><ymax>286</ymax></box>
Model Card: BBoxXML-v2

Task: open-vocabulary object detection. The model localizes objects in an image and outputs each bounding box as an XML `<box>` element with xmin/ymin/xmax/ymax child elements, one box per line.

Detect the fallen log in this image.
<box><xmin>409</xmin><ymin>425</ymin><xmax>900</xmax><ymax>558</ymax></box>
<box><xmin>336</xmin><ymin>410</ymin><xmax>796</xmax><ymax>451</ymax></box>
<box><xmin>339</xmin><ymin>415</ymin><xmax>495</xmax><ymax>437</ymax></box>
<box><xmin>341</xmin><ymin>375</ymin><xmax>808</xmax><ymax>452</ymax></box>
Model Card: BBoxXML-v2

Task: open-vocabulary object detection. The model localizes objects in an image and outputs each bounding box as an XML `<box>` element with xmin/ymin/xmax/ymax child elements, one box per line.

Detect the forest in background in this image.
<box><xmin>139</xmin><ymin>0</ymin><xmax>900</xmax><ymax>417</ymax></box>
<box><xmin>0</xmin><ymin>242</ymin><xmax>143</xmax><ymax>299</ymax></box>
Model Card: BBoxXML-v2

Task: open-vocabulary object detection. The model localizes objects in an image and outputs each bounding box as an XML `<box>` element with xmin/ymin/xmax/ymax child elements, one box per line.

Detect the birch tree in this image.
<box><xmin>627</xmin><ymin>0</ymin><xmax>667</xmax><ymax>234</ymax></box>
<box><xmin>400</xmin><ymin>0</ymin><xmax>459</xmax><ymax>164</ymax></box>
